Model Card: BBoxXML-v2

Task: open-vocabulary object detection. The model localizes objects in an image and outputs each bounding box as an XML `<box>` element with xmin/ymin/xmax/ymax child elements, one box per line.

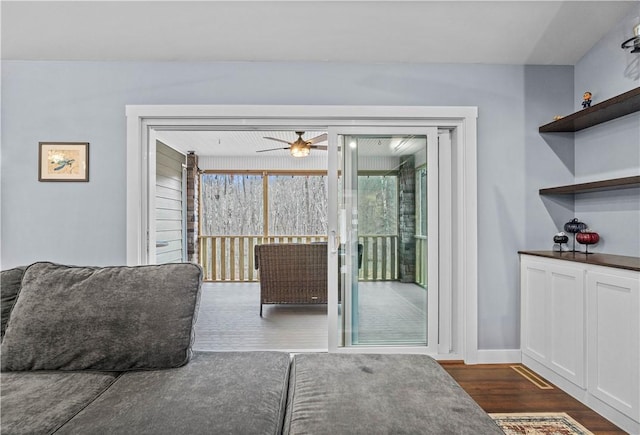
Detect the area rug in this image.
<box><xmin>490</xmin><ymin>412</ymin><xmax>593</xmax><ymax>435</ymax></box>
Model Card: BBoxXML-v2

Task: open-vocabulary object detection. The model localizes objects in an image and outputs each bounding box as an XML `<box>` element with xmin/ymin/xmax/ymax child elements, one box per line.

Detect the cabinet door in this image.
<box><xmin>548</xmin><ymin>264</ymin><xmax>585</xmax><ymax>388</ymax></box>
<box><xmin>521</xmin><ymin>256</ymin><xmax>585</xmax><ymax>387</ymax></box>
<box><xmin>521</xmin><ymin>259</ymin><xmax>549</xmax><ymax>363</ymax></box>
<box><xmin>587</xmin><ymin>270</ymin><xmax>640</xmax><ymax>422</ymax></box>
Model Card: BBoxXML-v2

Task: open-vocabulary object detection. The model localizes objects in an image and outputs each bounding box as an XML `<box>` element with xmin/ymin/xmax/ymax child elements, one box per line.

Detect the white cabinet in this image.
<box><xmin>587</xmin><ymin>268</ymin><xmax>640</xmax><ymax>424</ymax></box>
<box><xmin>521</xmin><ymin>256</ymin><xmax>585</xmax><ymax>388</ymax></box>
<box><xmin>520</xmin><ymin>253</ymin><xmax>640</xmax><ymax>434</ymax></box>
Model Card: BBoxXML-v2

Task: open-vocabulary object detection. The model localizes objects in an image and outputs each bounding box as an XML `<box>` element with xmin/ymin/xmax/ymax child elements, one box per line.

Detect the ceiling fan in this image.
<box><xmin>257</xmin><ymin>131</ymin><xmax>327</xmax><ymax>157</ymax></box>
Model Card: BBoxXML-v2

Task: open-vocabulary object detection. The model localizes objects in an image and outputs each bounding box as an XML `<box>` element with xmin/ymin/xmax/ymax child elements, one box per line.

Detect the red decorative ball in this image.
<box><xmin>576</xmin><ymin>231</ymin><xmax>599</xmax><ymax>245</ymax></box>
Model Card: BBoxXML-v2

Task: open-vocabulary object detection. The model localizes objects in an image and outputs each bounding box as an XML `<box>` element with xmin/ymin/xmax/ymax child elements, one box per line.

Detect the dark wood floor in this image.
<box><xmin>441</xmin><ymin>363</ymin><xmax>626</xmax><ymax>435</ymax></box>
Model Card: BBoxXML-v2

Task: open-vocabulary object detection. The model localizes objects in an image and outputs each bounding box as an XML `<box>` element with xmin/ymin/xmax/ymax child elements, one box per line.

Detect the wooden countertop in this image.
<box><xmin>519</xmin><ymin>250</ymin><xmax>640</xmax><ymax>272</ymax></box>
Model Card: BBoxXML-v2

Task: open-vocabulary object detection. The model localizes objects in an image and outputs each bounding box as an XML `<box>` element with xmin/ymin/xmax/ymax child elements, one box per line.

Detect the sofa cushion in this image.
<box><xmin>284</xmin><ymin>353</ymin><xmax>503</xmax><ymax>435</ymax></box>
<box><xmin>1</xmin><ymin>262</ymin><xmax>202</xmax><ymax>371</ymax></box>
<box><xmin>1</xmin><ymin>266</ymin><xmax>26</xmax><ymax>342</ymax></box>
<box><xmin>55</xmin><ymin>351</ymin><xmax>291</xmax><ymax>435</ymax></box>
<box><xmin>1</xmin><ymin>370</ymin><xmax>119</xmax><ymax>435</ymax></box>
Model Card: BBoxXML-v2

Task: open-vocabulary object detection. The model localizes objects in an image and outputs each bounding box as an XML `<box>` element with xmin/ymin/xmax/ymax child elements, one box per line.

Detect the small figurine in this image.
<box><xmin>553</xmin><ymin>115</ymin><xmax>565</xmax><ymax>121</ymax></box>
<box><xmin>582</xmin><ymin>91</ymin><xmax>592</xmax><ymax>109</ymax></box>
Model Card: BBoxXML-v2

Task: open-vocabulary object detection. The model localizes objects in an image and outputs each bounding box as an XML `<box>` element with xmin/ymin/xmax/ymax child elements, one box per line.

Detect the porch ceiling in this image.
<box><xmin>155</xmin><ymin>130</ymin><xmax>425</xmax><ymax>157</ymax></box>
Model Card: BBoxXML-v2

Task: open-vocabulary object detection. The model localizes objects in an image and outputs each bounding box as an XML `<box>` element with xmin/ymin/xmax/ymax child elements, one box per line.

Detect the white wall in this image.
<box><xmin>1</xmin><ymin>60</ymin><xmax>573</xmax><ymax>350</ymax></box>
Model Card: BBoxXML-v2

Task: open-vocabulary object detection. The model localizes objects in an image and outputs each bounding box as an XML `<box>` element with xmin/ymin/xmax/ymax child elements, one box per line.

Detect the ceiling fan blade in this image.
<box><xmin>263</xmin><ymin>137</ymin><xmax>292</xmax><ymax>145</ymax></box>
<box><xmin>256</xmin><ymin>147</ymin><xmax>290</xmax><ymax>153</ymax></box>
<box><xmin>310</xmin><ymin>145</ymin><xmax>328</xmax><ymax>150</ymax></box>
<box><xmin>306</xmin><ymin>133</ymin><xmax>327</xmax><ymax>145</ymax></box>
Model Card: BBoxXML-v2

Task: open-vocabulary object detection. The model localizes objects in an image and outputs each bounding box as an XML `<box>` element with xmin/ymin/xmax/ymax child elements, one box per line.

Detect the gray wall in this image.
<box><xmin>3</xmin><ymin>8</ymin><xmax>636</xmax><ymax>351</ymax></box>
<box><xmin>2</xmin><ymin>60</ymin><xmax>572</xmax><ymax>351</ymax></box>
<box><xmin>572</xmin><ymin>4</ymin><xmax>639</xmax><ymax>257</ymax></box>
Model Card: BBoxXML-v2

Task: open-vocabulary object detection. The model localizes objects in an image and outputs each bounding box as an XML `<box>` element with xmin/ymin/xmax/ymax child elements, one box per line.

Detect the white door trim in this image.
<box><xmin>125</xmin><ymin>104</ymin><xmax>478</xmax><ymax>362</ymax></box>
<box><xmin>438</xmin><ymin>129</ymin><xmax>453</xmax><ymax>355</ymax></box>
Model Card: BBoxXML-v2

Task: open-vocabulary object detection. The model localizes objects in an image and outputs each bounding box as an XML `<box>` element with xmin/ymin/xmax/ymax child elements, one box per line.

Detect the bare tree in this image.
<box><xmin>201</xmin><ymin>173</ymin><xmax>396</xmax><ymax>237</ymax></box>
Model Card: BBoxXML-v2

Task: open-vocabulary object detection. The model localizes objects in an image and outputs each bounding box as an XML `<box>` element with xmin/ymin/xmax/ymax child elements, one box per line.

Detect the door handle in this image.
<box><xmin>330</xmin><ymin>230</ymin><xmax>339</xmax><ymax>254</ymax></box>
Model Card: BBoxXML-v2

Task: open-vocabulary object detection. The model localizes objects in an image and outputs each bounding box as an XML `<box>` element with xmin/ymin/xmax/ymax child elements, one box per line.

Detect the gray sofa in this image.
<box><xmin>1</xmin><ymin>262</ymin><xmax>502</xmax><ymax>435</ymax></box>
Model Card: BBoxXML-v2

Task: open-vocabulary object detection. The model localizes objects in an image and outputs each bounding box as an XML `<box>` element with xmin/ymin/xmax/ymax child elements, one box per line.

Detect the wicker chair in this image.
<box><xmin>254</xmin><ymin>243</ymin><xmax>327</xmax><ymax>316</ymax></box>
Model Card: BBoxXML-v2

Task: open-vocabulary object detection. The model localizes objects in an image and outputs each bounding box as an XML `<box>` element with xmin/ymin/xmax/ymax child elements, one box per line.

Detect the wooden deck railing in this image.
<box><xmin>199</xmin><ymin>235</ymin><xmax>328</xmax><ymax>282</ymax></box>
<box><xmin>199</xmin><ymin>234</ymin><xmax>401</xmax><ymax>282</ymax></box>
<box><xmin>358</xmin><ymin>235</ymin><xmax>398</xmax><ymax>281</ymax></box>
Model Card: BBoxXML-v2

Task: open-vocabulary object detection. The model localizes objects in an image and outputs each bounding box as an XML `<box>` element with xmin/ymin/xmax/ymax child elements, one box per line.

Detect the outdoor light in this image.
<box><xmin>621</xmin><ymin>23</ymin><xmax>640</xmax><ymax>53</ymax></box>
<box><xmin>290</xmin><ymin>142</ymin><xmax>310</xmax><ymax>157</ymax></box>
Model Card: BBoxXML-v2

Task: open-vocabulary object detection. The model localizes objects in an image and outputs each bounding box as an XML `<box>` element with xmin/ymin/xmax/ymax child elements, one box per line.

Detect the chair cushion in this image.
<box><xmin>1</xmin><ymin>266</ymin><xmax>26</xmax><ymax>342</ymax></box>
<box><xmin>1</xmin><ymin>262</ymin><xmax>202</xmax><ymax>371</ymax></box>
<box><xmin>1</xmin><ymin>370</ymin><xmax>118</xmax><ymax>435</ymax></box>
<box><xmin>284</xmin><ymin>353</ymin><xmax>503</xmax><ymax>434</ymax></box>
<box><xmin>55</xmin><ymin>351</ymin><xmax>291</xmax><ymax>435</ymax></box>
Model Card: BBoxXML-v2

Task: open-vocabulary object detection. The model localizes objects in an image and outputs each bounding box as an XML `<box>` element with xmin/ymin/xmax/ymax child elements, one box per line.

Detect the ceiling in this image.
<box><xmin>155</xmin><ymin>129</ymin><xmax>426</xmax><ymax>157</ymax></box>
<box><xmin>4</xmin><ymin>1</ymin><xmax>635</xmax><ymax>158</ymax></box>
<box><xmin>2</xmin><ymin>1</ymin><xmax>636</xmax><ymax>65</ymax></box>
<box><xmin>156</xmin><ymin>130</ymin><xmax>329</xmax><ymax>156</ymax></box>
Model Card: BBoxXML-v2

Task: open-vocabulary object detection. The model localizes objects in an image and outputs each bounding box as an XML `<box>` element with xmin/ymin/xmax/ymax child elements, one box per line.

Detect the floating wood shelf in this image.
<box><xmin>539</xmin><ymin>87</ymin><xmax>640</xmax><ymax>133</ymax></box>
<box><xmin>539</xmin><ymin>175</ymin><xmax>640</xmax><ymax>195</ymax></box>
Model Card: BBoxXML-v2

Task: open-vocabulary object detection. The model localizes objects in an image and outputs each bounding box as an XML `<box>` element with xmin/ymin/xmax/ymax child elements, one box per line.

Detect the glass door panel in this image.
<box><xmin>335</xmin><ymin>132</ymin><xmax>430</xmax><ymax>347</ymax></box>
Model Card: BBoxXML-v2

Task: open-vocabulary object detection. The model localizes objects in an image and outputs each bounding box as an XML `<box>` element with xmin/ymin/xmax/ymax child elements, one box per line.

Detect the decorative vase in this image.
<box><xmin>576</xmin><ymin>229</ymin><xmax>599</xmax><ymax>254</ymax></box>
<box><xmin>553</xmin><ymin>232</ymin><xmax>569</xmax><ymax>251</ymax></box>
<box><xmin>563</xmin><ymin>218</ymin><xmax>587</xmax><ymax>252</ymax></box>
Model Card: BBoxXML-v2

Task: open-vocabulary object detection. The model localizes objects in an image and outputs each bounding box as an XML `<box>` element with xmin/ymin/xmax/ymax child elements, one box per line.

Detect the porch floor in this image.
<box><xmin>193</xmin><ymin>281</ymin><xmax>426</xmax><ymax>351</ymax></box>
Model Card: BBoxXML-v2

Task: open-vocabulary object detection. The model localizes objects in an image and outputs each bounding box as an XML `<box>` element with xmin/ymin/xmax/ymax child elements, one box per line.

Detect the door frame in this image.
<box><xmin>125</xmin><ymin>104</ymin><xmax>479</xmax><ymax>363</ymax></box>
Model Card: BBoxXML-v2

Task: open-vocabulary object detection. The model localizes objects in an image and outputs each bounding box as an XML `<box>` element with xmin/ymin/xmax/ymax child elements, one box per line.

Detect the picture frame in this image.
<box><xmin>38</xmin><ymin>142</ymin><xmax>89</xmax><ymax>182</ymax></box>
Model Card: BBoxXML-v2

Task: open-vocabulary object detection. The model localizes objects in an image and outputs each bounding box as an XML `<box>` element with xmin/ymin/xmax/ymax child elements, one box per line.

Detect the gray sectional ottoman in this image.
<box><xmin>1</xmin><ymin>262</ymin><xmax>501</xmax><ymax>434</ymax></box>
<box><xmin>284</xmin><ymin>353</ymin><xmax>502</xmax><ymax>434</ymax></box>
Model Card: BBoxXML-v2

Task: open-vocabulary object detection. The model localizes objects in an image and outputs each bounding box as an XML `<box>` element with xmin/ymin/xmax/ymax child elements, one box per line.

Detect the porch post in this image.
<box><xmin>398</xmin><ymin>155</ymin><xmax>416</xmax><ymax>283</ymax></box>
<box><xmin>186</xmin><ymin>152</ymin><xmax>199</xmax><ymax>263</ymax></box>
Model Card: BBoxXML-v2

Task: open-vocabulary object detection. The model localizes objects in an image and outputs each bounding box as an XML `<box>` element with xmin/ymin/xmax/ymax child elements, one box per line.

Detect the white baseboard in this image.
<box><xmin>475</xmin><ymin>349</ymin><xmax>521</xmax><ymax>364</ymax></box>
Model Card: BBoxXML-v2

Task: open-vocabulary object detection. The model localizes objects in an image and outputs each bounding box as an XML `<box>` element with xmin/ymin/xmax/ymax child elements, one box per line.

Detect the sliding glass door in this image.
<box><xmin>328</xmin><ymin>127</ymin><xmax>439</xmax><ymax>351</ymax></box>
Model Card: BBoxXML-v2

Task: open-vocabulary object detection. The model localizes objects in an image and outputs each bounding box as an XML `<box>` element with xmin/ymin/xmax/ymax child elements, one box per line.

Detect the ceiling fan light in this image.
<box><xmin>290</xmin><ymin>143</ymin><xmax>310</xmax><ymax>157</ymax></box>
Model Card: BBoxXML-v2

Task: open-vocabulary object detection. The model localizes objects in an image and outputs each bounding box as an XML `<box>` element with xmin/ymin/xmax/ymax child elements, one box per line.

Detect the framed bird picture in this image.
<box><xmin>38</xmin><ymin>142</ymin><xmax>89</xmax><ymax>182</ymax></box>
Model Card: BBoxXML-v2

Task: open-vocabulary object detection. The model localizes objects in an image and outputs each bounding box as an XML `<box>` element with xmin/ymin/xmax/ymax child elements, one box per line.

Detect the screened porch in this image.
<box><xmin>154</xmin><ymin>130</ymin><xmax>431</xmax><ymax>349</ymax></box>
<box><xmin>196</xmin><ymin>169</ymin><xmax>427</xmax><ymax>286</ymax></box>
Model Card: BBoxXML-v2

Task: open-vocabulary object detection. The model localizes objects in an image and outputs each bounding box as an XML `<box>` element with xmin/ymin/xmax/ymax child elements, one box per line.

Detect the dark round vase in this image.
<box><xmin>553</xmin><ymin>233</ymin><xmax>569</xmax><ymax>252</ymax></box>
<box><xmin>564</xmin><ymin>218</ymin><xmax>587</xmax><ymax>234</ymax></box>
<box><xmin>564</xmin><ymin>218</ymin><xmax>587</xmax><ymax>251</ymax></box>
<box><xmin>553</xmin><ymin>234</ymin><xmax>569</xmax><ymax>244</ymax></box>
